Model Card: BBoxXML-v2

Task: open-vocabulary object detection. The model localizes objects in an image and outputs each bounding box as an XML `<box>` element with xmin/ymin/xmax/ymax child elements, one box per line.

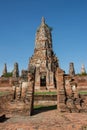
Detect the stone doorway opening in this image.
<box><xmin>40</xmin><ymin>75</ymin><xmax>46</xmax><ymax>87</ymax></box>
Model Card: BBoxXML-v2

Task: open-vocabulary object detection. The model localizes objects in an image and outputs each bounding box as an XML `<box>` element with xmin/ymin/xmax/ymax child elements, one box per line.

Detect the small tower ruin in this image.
<box><xmin>12</xmin><ymin>62</ymin><xmax>19</xmax><ymax>78</ymax></box>
<box><xmin>81</xmin><ymin>64</ymin><xmax>86</xmax><ymax>74</ymax></box>
<box><xmin>69</xmin><ymin>62</ymin><xmax>75</xmax><ymax>76</ymax></box>
<box><xmin>2</xmin><ymin>63</ymin><xmax>7</xmax><ymax>75</ymax></box>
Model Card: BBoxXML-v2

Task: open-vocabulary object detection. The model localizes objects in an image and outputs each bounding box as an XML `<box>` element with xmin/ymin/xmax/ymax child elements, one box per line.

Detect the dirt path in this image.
<box><xmin>0</xmin><ymin>110</ymin><xmax>87</xmax><ymax>130</ymax></box>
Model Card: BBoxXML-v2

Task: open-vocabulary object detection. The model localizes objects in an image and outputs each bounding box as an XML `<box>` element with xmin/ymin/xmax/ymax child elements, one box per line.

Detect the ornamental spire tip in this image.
<box><xmin>41</xmin><ymin>17</ymin><xmax>45</xmax><ymax>24</ymax></box>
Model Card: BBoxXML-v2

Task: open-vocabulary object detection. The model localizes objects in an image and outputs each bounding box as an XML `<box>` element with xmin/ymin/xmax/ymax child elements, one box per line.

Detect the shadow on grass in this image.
<box><xmin>33</xmin><ymin>105</ymin><xmax>57</xmax><ymax>115</ymax></box>
<box><xmin>0</xmin><ymin>114</ymin><xmax>10</xmax><ymax>123</ymax></box>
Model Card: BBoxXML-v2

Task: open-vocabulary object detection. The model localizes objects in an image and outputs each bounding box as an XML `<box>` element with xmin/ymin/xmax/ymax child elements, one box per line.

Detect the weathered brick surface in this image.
<box><xmin>34</xmin><ymin>95</ymin><xmax>57</xmax><ymax>106</ymax></box>
<box><xmin>0</xmin><ymin>77</ymin><xmax>11</xmax><ymax>87</ymax></box>
<box><xmin>56</xmin><ymin>68</ymin><xmax>87</xmax><ymax>113</ymax></box>
<box><xmin>28</xmin><ymin>17</ymin><xmax>58</xmax><ymax>91</ymax></box>
<box><xmin>0</xmin><ymin>94</ymin><xmax>12</xmax><ymax>113</ymax></box>
<box><xmin>0</xmin><ymin>110</ymin><xmax>87</xmax><ymax>130</ymax></box>
<box><xmin>0</xmin><ymin>73</ymin><xmax>34</xmax><ymax>116</ymax></box>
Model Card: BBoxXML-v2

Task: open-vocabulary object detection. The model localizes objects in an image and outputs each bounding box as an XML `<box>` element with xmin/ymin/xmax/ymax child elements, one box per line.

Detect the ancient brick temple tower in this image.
<box><xmin>28</xmin><ymin>17</ymin><xmax>59</xmax><ymax>91</ymax></box>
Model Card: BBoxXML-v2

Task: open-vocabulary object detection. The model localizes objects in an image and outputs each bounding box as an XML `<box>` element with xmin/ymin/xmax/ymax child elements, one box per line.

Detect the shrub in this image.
<box><xmin>2</xmin><ymin>72</ymin><xmax>12</xmax><ymax>77</ymax></box>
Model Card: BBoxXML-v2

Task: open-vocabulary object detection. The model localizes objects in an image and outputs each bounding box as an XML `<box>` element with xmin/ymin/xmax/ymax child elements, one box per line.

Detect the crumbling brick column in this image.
<box><xmin>8</xmin><ymin>72</ymin><xmax>34</xmax><ymax>116</ymax></box>
<box><xmin>56</xmin><ymin>68</ymin><xmax>66</xmax><ymax>112</ymax></box>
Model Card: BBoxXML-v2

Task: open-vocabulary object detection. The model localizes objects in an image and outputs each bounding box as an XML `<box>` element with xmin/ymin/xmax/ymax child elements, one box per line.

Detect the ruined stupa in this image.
<box><xmin>28</xmin><ymin>17</ymin><xmax>59</xmax><ymax>90</ymax></box>
<box><xmin>2</xmin><ymin>63</ymin><xmax>7</xmax><ymax>75</ymax></box>
<box><xmin>81</xmin><ymin>64</ymin><xmax>86</xmax><ymax>74</ymax></box>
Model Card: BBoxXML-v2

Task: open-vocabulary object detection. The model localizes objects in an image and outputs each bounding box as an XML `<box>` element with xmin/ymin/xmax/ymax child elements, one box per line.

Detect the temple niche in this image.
<box><xmin>28</xmin><ymin>17</ymin><xmax>59</xmax><ymax>91</ymax></box>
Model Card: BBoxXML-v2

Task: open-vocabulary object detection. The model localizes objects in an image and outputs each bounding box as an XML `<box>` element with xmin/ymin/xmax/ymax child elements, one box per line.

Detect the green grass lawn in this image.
<box><xmin>35</xmin><ymin>90</ymin><xmax>87</xmax><ymax>96</ymax></box>
<box><xmin>79</xmin><ymin>91</ymin><xmax>87</xmax><ymax>95</ymax></box>
<box><xmin>34</xmin><ymin>91</ymin><xmax>57</xmax><ymax>95</ymax></box>
<box><xmin>0</xmin><ymin>91</ymin><xmax>10</xmax><ymax>96</ymax></box>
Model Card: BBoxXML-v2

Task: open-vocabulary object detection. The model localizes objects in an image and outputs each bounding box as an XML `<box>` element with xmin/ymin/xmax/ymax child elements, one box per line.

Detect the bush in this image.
<box><xmin>2</xmin><ymin>72</ymin><xmax>12</xmax><ymax>77</ymax></box>
<box><xmin>77</xmin><ymin>73</ymin><xmax>87</xmax><ymax>76</ymax></box>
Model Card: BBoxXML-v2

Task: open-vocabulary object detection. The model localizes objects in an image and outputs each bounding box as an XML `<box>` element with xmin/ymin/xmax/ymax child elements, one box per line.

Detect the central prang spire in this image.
<box><xmin>41</xmin><ymin>17</ymin><xmax>45</xmax><ymax>25</ymax></box>
<box><xmin>28</xmin><ymin>17</ymin><xmax>59</xmax><ymax>91</ymax></box>
<box><xmin>35</xmin><ymin>17</ymin><xmax>52</xmax><ymax>49</ymax></box>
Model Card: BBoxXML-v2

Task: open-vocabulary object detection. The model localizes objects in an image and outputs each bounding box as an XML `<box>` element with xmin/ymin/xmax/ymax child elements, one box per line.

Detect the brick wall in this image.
<box><xmin>34</xmin><ymin>95</ymin><xmax>57</xmax><ymax>106</ymax></box>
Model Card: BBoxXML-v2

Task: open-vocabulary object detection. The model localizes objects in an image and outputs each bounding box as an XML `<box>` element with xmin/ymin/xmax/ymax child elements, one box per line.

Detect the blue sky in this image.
<box><xmin>0</xmin><ymin>0</ymin><xmax>87</xmax><ymax>75</ymax></box>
